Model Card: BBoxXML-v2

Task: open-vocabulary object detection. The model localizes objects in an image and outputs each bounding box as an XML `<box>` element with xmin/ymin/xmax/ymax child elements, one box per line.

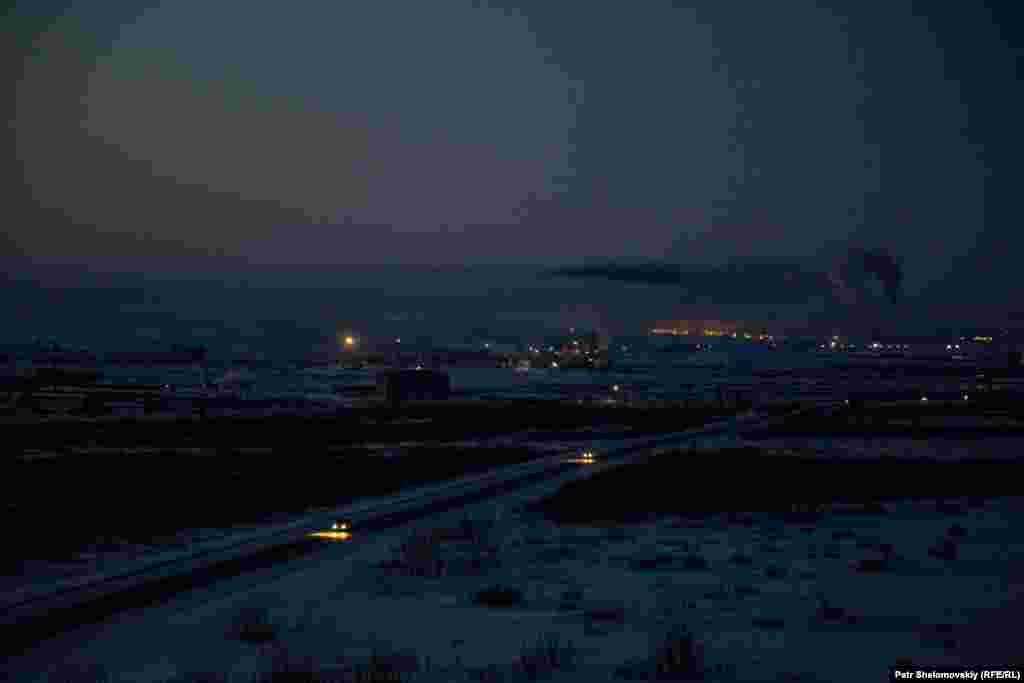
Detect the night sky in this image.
<box><xmin>4</xmin><ymin>1</ymin><xmax>1023</xmax><ymax>335</ymax></box>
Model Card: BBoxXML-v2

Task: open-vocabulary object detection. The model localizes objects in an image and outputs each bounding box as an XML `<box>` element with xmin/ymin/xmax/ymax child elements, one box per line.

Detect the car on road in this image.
<box><xmin>568</xmin><ymin>450</ymin><xmax>597</xmax><ymax>464</ymax></box>
<box><xmin>309</xmin><ymin>519</ymin><xmax>353</xmax><ymax>541</ymax></box>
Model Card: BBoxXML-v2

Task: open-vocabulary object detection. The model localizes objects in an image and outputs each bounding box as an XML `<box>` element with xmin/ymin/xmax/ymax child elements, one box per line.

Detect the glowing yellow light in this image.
<box><xmin>344</xmin><ymin>336</ymin><xmax>356</xmax><ymax>347</ymax></box>
<box><xmin>309</xmin><ymin>531</ymin><xmax>352</xmax><ymax>541</ymax></box>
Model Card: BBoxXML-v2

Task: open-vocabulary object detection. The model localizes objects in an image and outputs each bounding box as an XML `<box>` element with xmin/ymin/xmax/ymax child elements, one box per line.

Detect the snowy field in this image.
<box><xmin>8</xmin><ymin>441</ymin><xmax>1023</xmax><ymax>683</ymax></box>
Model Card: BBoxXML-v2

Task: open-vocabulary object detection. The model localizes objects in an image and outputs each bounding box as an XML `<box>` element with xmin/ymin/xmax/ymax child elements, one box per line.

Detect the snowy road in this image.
<box><xmin>0</xmin><ymin>406</ymin><xmax>804</xmax><ymax>662</ymax></box>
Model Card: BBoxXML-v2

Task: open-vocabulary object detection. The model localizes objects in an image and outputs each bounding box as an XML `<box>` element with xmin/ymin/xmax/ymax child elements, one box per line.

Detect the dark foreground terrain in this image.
<box><xmin>537</xmin><ymin>447</ymin><xmax>1024</xmax><ymax>524</ymax></box>
<box><xmin>746</xmin><ymin>395</ymin><xmax>1024</xmax><ymax>437</ymax></box>
<box><xmin>3</xmin><ymin>402</ymin><xmax>735</xmax><ymax>566</ymax></box>
<box><xmin>2</xmin><ymin>400</ymin><xmax>732</xmax><ymax>450</ymax></box>
<box><xmin>4</xmin><ymin>444</ymin><xmax>540</xmax><ymax>567</ymax></box>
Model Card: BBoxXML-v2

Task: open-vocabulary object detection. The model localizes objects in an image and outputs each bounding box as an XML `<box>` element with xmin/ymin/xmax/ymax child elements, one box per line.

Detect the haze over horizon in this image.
<box><xmin>5</xmin><ymin>1</ymin><xmax>1023</xmax><ymax>335</ymax></box>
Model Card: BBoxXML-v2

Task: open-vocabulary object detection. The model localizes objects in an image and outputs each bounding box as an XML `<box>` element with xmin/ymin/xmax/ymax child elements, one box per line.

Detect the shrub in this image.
<box><xmin>928</xmin><ymin>538</ymin><xmax>959</xmax><ymax>561</ymax></box>
<box><xmin>816</xmin><ymin>595</ymin><xmax>846</xmax><ymax>622</ymax></box>
<box><xmin>729</xmin><ymin>552</ymin><xmax>753</xmax><ymax>566</ymax></box>
<box><xmin>395</xmin><ymin>532</ymin><xmax>444</xmax><ymax>577</ymax></box>
<box><xmin>229</xmin><ymin>606</ymin><xmax>278</xmax><ymax>644</ymax></box>
<box><xmin>48</xmin><ymin>661</ymin><xmax>111</xmax><ymax>683</ymax></box>
<box><xmin>473</xmin><ymin>586</ymin><xmax>524</xmax><ymax>608</ymax></box>
<box><xmin>752</xmin><ymin>617</ymin><xmax>785</xmax><ymax>630</ymax></box>
<box><xmin>257</xmin><ymin>646</ymin><xmax>323</xmax><ymax>683</ymax></box>
<box><xmin>351</xmin><ymin>650</ymin><xmax>419</xmax><ymax>683</ymax></box>
<box><xmin>651</xmin><ymin>627</ymin><xmax>703</xmax><ymax>680</ymax></box>
<box><xmin>171</xmin><ymin>674</ymin><xmax>230</xmax><ymax>683</ymax></box>
<box><xmin>735</xmin><ymin>584</ymin><xmax>760</xmax><ymax>597</ymax></box>
<box><xmin>467</xmin><ymin>664</ymin><xmax>505</xmax><ymax>682</ymax></box>
<box><xmin>946</xmin><ymin>523</ymin><xmax>967</xmax><ymax>538</ymax></box>
<box><xmin>585</xmin><ymin>604</ymin><xmax>627</xmax><ymax>623</ymax></box>
<box><xmin>519</xmin><ymin>632</ymin><xmax>578</xmax><ymax>680</ymax></box>
<box><xmin>680</xmin><ymin>553</ymin><xmax>708</xmax><ymax>570</ymax></box>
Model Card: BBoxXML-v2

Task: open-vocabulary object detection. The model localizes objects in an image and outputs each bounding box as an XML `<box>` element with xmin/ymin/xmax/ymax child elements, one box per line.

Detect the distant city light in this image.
<box><xmin>551</xmin><ymin>361</ymin><xmax>559</xmax><ymax>368</ymax></box>
<box><xmin>343</xmin><ymin>335</ymin><xmax>356</xmax><ymax>347</ymax></box>
<box><xmin>963</xmin><ymin>394</ymin><xmax>969</xmax><ymax>401</ymax></box>
<box><xmin>920</xmin><ymin>396</ymin><xmax>928</xmax><ymax>402</ymax></box>
<box><xmin>612</xmin><ymin>384</ymin><xmax>620</xmax><ymax>392</ymax></box>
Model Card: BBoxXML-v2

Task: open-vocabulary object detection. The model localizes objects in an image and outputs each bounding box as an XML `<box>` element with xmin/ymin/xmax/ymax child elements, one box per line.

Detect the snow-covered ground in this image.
<box><xmin>731</xmin><ymin>434</ymin><xmax>1024</xmax><ymax>462</ymax></box>
<box><xmin>0</xmin><ymin>433</ymin><xmax>643</xmax><ymax>601</ymax></box>
<box><xmin>8</xmin><ymin>439</ymin><xmax>1023</xmax><ymax>683</ymax></box>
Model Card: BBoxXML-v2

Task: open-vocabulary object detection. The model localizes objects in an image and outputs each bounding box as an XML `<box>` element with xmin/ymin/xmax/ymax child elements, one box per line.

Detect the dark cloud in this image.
<box><xmin>546</xmin><ymin>244</ymin><xmax>906</xmax><ymax>331</ymax></box>
<box><xmin>8</xmin><ymin>3</ymin><xmax>575</xmax><ymax>266</ymax></box>
<box><xmin>835</xmin><ymin>246</ymin><xmax>903</xmax><ymax>304</ymax></box>
<box><xmin>546</xmin><ymin>261</ymin><xmax>833</xmax><ymax>306</ymax></box>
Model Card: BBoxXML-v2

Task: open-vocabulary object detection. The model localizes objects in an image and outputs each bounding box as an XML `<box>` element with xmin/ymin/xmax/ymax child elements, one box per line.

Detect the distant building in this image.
<box><xmin>650</xmin><ymin>320</ymin><xmax>770</xmax><ymax>340</ymax></box>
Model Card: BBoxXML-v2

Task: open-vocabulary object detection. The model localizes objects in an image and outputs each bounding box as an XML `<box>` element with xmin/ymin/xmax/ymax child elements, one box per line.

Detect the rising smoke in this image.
<box><xmin>834</xmin><ymin>246</ymin><xmax>904</xmax><ymax>304</ymax></box>
<box><xmin>546</xmin><ymin>245</ymin><xmax>904</xmax><ymax>309</ymax></box>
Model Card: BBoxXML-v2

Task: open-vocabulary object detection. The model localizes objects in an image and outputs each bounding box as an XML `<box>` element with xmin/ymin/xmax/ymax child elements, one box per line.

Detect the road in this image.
<box><xmin>0</xmin><ymin>404</ymin><xmax>814</xmax><ymax>661</ymax></box>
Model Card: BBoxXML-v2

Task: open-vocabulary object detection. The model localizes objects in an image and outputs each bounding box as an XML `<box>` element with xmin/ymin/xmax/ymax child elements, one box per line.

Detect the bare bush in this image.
<box><xmin>518</xmin><ymin>632</ymin><xmax>578</xmax><ymax>680</ymax></box>
<box><xmin>228</xmin><ymin>605</ymin><xmax>278</xmax><ymax>644</ymax></box>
